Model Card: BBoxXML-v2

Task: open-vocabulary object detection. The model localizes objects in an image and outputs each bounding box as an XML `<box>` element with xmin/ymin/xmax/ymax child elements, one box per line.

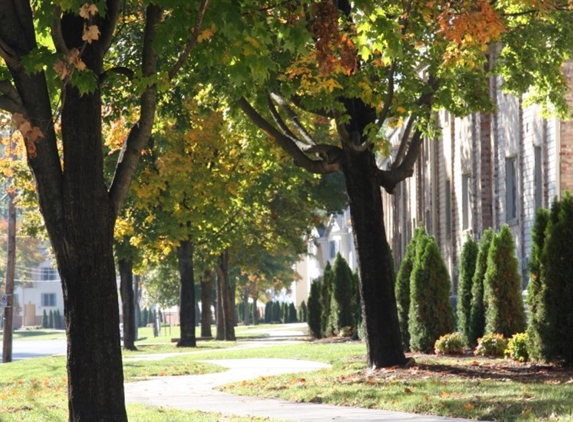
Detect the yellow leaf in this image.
<box><xmin>198</xmin><ymin>28</ymin><xmax>214</xmax><ymax>42</ymax></box>
<box><xmin>464</xmin><ymin>402</ymin><xmax>475</xmax><ymax>410</ymax></box>
<box><xmin>82</xmin><ymin>24</ymin><xmax>100</xmax><ymax>44</ymax></box>
<box><xmin>79</xmin><ymin>3</ymin><xmax>98</xmax><ymax>19</ymax></box>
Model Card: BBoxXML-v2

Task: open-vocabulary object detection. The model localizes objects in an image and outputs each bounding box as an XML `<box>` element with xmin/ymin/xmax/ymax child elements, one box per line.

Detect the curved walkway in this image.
<box><xmin>124</xmin><ymin>325</ymin><xmax>472</xmax><ymax>421</ymax></box>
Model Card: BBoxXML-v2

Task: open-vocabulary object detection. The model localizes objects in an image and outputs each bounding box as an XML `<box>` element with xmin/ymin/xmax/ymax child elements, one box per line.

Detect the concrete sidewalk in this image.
<box><xmin>124</xmin><ymin>357</ymin><xmax>473</xmax><ymax>421</ymax></box>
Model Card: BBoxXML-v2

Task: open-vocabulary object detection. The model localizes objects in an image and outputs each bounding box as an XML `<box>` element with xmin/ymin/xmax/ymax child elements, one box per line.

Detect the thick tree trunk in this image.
<box><xmin>200</xmin><ymin>270</ymin><xmax>213</xmax><ymax>338</ymax></box>
<box><xmin>342</xmin><ymin>146</ymin><xmax>407</xmax><ymax>368</ymax></box>
<box><xmin>119</xmin><ymin>258</ymin><xmax>137</xmax><ymax>350</ymax></box>
<box><xmin>215</xmin><ymin>249</ymin><xmax>236</xmax><ymax>341</ymax></box>
<box><xmin>54</xmin><ymin>83</ymin><xmax>128</xmax><ymax>421</ymax></box>
<box><xmin>177</xmin><ymin>240</ymin><xmax>196</xmax><ymax>347</ymax></box>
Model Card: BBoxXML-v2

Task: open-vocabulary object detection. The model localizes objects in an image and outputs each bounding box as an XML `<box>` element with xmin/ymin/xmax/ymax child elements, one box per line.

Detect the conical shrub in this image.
<box><xmin>484</xmin><ymin>225</ymin><xmax>526</xmax><ymax>337</ymax></box>
<box><xmin>408</xmin><ymin>235</ymin><xmax>455</xmax><ymax>353</ymax></box>
<box><xmin>468</xmin><ymin>228</ymin><xmax>494</xmax><ymax>346</ymax></box>
<box><xmin>395</xmin><ymin>227</ymin><xmax>426</xmax><ymax>351</ymax></box>
<box><xmin>329</xmin><ymin>253</ymin><xmax>356</xmax><ymax>334</ymax></box>
<box><xmin>530</xmin><ymin>192</ymin><xmax>573</xmax><ymax>364</ymax></box>
<box><xmin>320</xmin><ymin>262</ymin><xmax>334</xmax><ymax>337</ymax></box>
<box><xmin>307</xmin><ymin>279</ymin><xmax>322</xmax><ymax>338</ymax></box>
<box><xmin>457</xmin><ymin>235</ymin><xmax>479</xmax><ymax>345</ymax></box>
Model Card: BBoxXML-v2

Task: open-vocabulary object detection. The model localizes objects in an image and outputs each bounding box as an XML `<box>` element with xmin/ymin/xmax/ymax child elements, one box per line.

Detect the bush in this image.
<box><xmin>320</xmin><ymin>263</ymin><xmax>334</xmax><ymax>337</ymax></box>
<box><xmin>468</xmin><ymin>229</ymin><xmax>494</xmax><ymax>346</ymax></box>
<box><xmin>475</xmin><ymin>333</ymin><xmax>508</xmax><ymax>357</ymax></box>
<box><xmin>529</xmin><ymin>192</ymin><xmax>573</xmax><ymax>364</ymax></box>
<box><xmin>396</xmin><ymin>227</ymin><xmax>425</xmax><ymax>351</ymax></box>
<box><xmin>457</xmin><ymin>235</ymin><xmax>478</xmax><ymax>345</ymax></box>
<box><xmin>307</xmin><ymin>279</ymin><xmax>322</xmax><ymax>338</ymax></box>
<box><xmin>408</xmin><ymin>235</ymin><xmax>455</xmax><ymax>353</ymax></box>
<box><xmin>526</xmin><ymin>208</ymin><xmax>550</xmax><ymax>361</ymax></box>
<box><xmin>298</xmin><ymin>300</ymin><xmax>308</xmax><ymax>323</ymax></box>
<box><xmin>505</xmin><ymin>332</ymin><xmax>529</xmax><ymax>362</ymax></box>
<box><xmin>484</xmin><ymin>225</ymin><xmax>526</xmax><ymax>337</ymax></box>
<box><xmin>329</xmin><ymin>253</ymin><xmax>356</xmax><ymax>334</ymax></box>
<box><xmin>434</xmin><ymin>332</ymin><xmax>465</xmax><ymax>355</ymax></box>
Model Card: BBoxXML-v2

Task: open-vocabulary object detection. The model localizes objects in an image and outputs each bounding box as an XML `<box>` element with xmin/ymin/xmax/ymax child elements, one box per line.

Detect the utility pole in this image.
<box><xmin>2</xmin><ymin>188</ymin><xmax>16</xmax><ymax>363</ymax></box>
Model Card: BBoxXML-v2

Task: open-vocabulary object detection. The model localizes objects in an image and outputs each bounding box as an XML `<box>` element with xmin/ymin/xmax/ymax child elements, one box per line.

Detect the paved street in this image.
<box><xmin>0</xmin><ymin>338</ymin><xmax>66</xmax><ymax>361</ymax></box>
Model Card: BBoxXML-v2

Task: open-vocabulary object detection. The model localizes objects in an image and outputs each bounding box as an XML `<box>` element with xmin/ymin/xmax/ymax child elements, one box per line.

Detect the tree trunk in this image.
<box><xmin>243</xmin><ymin>289</ymin><xmax>250</xmax><ymax>326</ymax></box>
<box><xmin>215</xmin><ymin>278</ymin><xmax>224</xmax><ymax>340</ymax></box>
<box><xmin>215</xmin><ymin>249</ymin><xmax>236</xmax><ymax>341</ymax></box>
<box><xmin>118</xmin><ymin>258</ymin><xmax>137</xmax><ymax>351</ymax></box>
<box><xmin>177</xmin><ymin>240</ymin><xmax>196</xmax><ymax>347</ymax></box>
<box><xmin>342</xmin><ymin>146</ymin><xmax>407</xmax><ymax>368</ymax></box>
<box><xmin>252</xmin><ymin>296</ymin><xmax>259</xmax><ymax>325</ymax></box>
<box><xmin>200</xmin><ymin>270</ymin><xmax>213</xmax><ymax>338</ymax></box>
<box><xmin>2</xmin><ymin>190</ymin><xmax>16</xmax><ymax>363</ymax></box>
<box><xmin>53</xmin><ymin>82</ymin><xmax>128</xmax><ymax>421</ymax></box>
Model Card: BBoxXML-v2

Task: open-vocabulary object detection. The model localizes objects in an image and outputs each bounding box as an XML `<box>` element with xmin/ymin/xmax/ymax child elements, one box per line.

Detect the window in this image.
<box><xmin>506</xmin><ymin>156</ymin><xmax>518</xmax><ymax>221</ymax></box>
<box><xmin>445</xmin><ymin>180</ymin><xmax>452</xmax><ymax>236</ymax></box>
<box><xmin>462</xmin><ymin>174</ymin><xmax>470</xmax><ymax>230</ymax></box>
<box><xmin>534</xmin><ymin>146</ymin><xmax>543</xmax><ymax>210</ymax></box>
<box><xmin>41</xmin><ymin>293</ymin><xmax>56</xmax><ymax>307</ymax></box>
<box><xmin>41</xmin><ymin>267</ymin><xmax>58</xmax><ymax>281</ymax></box>
<box><xmin>329</xmin><ymin>240</ymin><xmax>338</xmax><ymax>259</ymax></box>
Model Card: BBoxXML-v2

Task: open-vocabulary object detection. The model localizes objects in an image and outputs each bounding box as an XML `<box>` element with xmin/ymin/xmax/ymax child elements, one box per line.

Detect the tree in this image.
<box><xmin>208</xmin><ymin>0</ymin><xmax>573</xmax><ymax>367</ymax></box>
<box><xmin>484</xmin><ymin>225</ymin><xmax>526</xmax><ymax>338</ymax></box>
<box><xmin>457</xmin><ymin>235</ymin><xmax>479</xmax><ymax>345</ymax></box>
<box><xmin>529</xmin><ymin>193</ymin><xmax>573</xmax><ymax>364</ymax></box>
<box><xmin>0</xmin><ymin>1</ymin><xmax>210</xmax><ymax>418</ymax></box>
<box><xmin>469</xmin><ymin>228</ymin><xmax>494</xmax><ymax>346</ymax></box>
<box><xmin>395</xmin><ymin>227</ymin><xmax>425</xmax><ymax>351</ymax></box>
<box><xmin>42</xmin><ymin>309</ymin><xmax>48</xmax><ymax>329</ymax></box>
<box><xmin>307</xmin><ymin>278</ymin><xmax>322</xmax><ymax>338</ymax></box>
<box><xmin>408</xmin><ymin>235</ymin><xmax>455</xmax><ymax>353</ymax></box>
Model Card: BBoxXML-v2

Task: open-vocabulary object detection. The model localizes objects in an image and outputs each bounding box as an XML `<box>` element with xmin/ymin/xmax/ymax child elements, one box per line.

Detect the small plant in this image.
<box><xmin>475</xmin><ymin>333</ymin><xmax>508</xmax><ymax>357</ymax></box>
<box><xmin>434</xmin><ymin>332</ymin><xmax>465</xmax><ymax>355</ymax></box>
<box><xmin>505</xmin><ymin>332</ymin><xmax>529</xmax><ymax>362</ymax></box>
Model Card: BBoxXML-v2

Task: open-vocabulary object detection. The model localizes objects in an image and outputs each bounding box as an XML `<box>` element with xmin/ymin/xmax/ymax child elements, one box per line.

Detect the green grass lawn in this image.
<box><xmin>3</xmin><ymin>326</ymin><xmax>570</xmax><ymax>421</ymax></box>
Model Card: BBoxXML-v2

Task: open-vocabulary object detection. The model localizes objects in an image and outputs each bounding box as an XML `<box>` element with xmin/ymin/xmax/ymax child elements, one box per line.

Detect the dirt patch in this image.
<box><xmin>368</xmin><ymin>353</ymin><xmax>573</xmax><ymax>384</ymax></box>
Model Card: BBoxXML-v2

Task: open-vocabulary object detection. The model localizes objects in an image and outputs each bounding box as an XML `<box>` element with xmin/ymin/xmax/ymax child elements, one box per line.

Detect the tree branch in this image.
<box><xmin>168</xmin><ymin>0</ymin><xmax>210</xmax><ymax>80</ymax></box>
<box><xmin>50</xmin><ymin>6</ymin><xmax>68</xmax><ymax>54</ymax></box>
<box><xmin>270</xmin><ymin>92</ymin><xmax>317</xmax><ymax>146</ymax></box>
<box><xmin>0</xmin><ymin>80</ymin><xmax>26</xmax><ymax>115</ymax></box>
<box><xmin>100</xmin><ymin>66</ymin><xmax>135</xmax><ymax>83</ymax></box>
<box><xmin>109</xmin><ymin>4</ymin><xmax>162</xmax><ymax>216</ymax></box>
<box><xmin>239</xmin><ymin>97</ymin><xmax>341</xmax><ymax>174</ymax></box>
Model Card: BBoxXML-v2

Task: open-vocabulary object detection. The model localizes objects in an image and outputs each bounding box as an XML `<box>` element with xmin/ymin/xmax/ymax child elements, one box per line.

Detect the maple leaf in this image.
<box><xmin>53</xmin><ymin>60</ymin><xmax>70</xmax><ymax>80</ymax></box>
<box><xmin>79</xmin><ymin>3</ymin><xmax>99</xmax><ymax>19</ymax></box>
<box><xmin>82</xmin><ymin>24</ymin><xmax>101</xmax><ymax>44</ymax></box>
<box><xmin>198</xmin><ymin>28</ymin><xmax>214</xmax><ymax>42</ymax></box>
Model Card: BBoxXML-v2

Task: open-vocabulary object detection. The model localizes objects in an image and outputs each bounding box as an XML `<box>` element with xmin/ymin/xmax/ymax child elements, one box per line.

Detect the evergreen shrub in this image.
<box><xmin>457</xmin><ymin>235</ymin><xmax>478</xmax><ymax>345</ymax></box>
<box><xmin>408</xmin><ymin>235</ymin><xmax>455</xmax><ymax>353</ymax></box>
<box><xmin>396</xmin><ymin>227</ymin><xmax>425</xmax><ymax>351</ymax></box>
<box><xmin>529</xmin><ymin>192</ymin><xmax>573</xmax><ymax>364</ymax></box>
<box><xmin>307</xmin><ymin>279</ymin><xmax>322</xmax><ymax>338</ymax></box>
<box><xmin>484</xmin><ymin>225</ymin><xmax>526</xmax><ymax>337</ymax></box>
<box><xmin>329</xmin><ymin>253</ymin><xmax>356</xmax><ymax>334</ymax></box>
<box><xmin>468</xmin><ymin>229</ymin><xmax>494</xmax><ymax>346</ymax></box>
